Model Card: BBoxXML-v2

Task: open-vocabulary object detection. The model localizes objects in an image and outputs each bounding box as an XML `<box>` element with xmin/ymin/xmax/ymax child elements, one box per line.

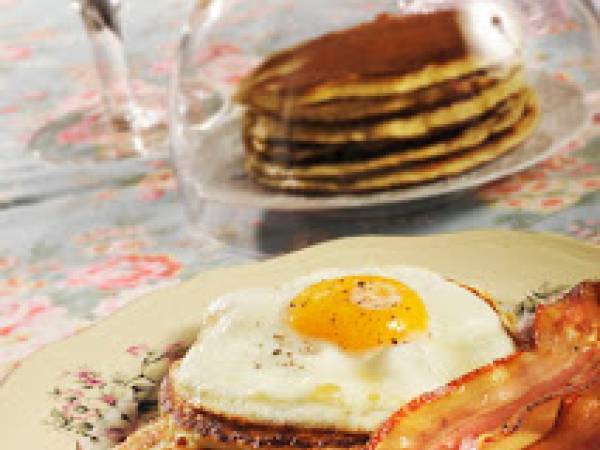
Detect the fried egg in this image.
<box><xmin>174</xmin><ymin>267</ymin><xmax>515</xmax><ymax>431</ymax></box>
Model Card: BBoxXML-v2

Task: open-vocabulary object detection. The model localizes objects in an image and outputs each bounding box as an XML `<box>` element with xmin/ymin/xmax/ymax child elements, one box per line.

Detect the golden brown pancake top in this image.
<box><xmin>246</xmin><ymin>10</ymin><xmax>469</xmax><ymax>96</ymax></box>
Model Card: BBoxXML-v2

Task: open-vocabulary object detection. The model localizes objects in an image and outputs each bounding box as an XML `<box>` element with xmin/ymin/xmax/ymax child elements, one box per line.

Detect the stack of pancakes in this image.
<box><xmin>235</xmin><ymin>10</ymin><xmax>539</xmax><ymax>194</ymax></box>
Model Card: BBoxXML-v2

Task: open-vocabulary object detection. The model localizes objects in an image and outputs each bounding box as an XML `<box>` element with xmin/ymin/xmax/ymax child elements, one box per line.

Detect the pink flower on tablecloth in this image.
<box><xmin>73</xmin><ymin>226</ymin><xmax>153</xmax><ymax>257</ymax></box>
<box><xmin>0</xmin><ymin>297</ymin><xmax>46</xmax><ymax>337</ymax></box>
<box><xmin>578</xmin><ymin>177</ymin><xmax>600</xmax><ymax>191</ymax></box>
<box><xmin>47</xmin><ymin>89</ymin><xmax>100</xmax><ymax>122</ymax></box>
<box><xmin>477</xmin><ymin>139</ymin><xmax>599</xmax><ymax>213</ymax></box>
<box><xmin>22</xmin><ymin>90</ymin><xmax>48</xmax><ymax>101</ymax></box>
<box><xmin>2</xmin><ymin>45</ymin><xmax>32</xmax><ymax>61</ymax></box>
<box><xmin>200</xmin><ymin>53</ymin><xmax>258</xmax><ymax>88</ymax></box>
<box><xmin>0</xmin><ymin>276</ymin><xmax>46</xmax><ymax>298</ymax></box>
<box><xmin>0</xmin><ymin>256</ymin><xmax>17</xmax><ymax>271</ymax></box>
<box><xmin>56</xmin><ymin>113</ymin><xmax>101</xmax><ymax>145</ymax></box>
<box><xmin>552</xmin><ymin>71</ymin><xmax>572</xmax><ymax>83</ymax></box>
<box><xmin>75</xmin><ymin>226</ymin><xmax>144</xmax><ymax>244</ymax></box>
<box><xmin>95</xmin><ymin>189</ymin><xmax>118</xmax><ymax>201</ymax></box>
<box><xmin>0</xmin><ymin>104</ymin><xmax>19</xmax><ymax>114</ymax></box>
<box><xmin>0</xmin><ymin>296</ymin><xmax>87</xmax><ymax>365</ymax></box>
<box><xmin>64</xmin><ymin>254</ymin><xmax>181</xmax><ymax>291</ymax></box>
<box><xmin>195</xmin><ymin>43</ymin><xmax>241</xmax><ymax>64</ymax></box>
<box><xmin>137</xmin><ymin>168</ymin><xmax>176</xmax><ymax>201</ymax></box>
<box><xmin>151</xmin><ymin>59</ymin><xmax>174</xmax><ymax>76</ymax></box>
<box><xmin>139</xmin><ymin>189</ymin><xmax>165</xmax><ymax>201</ymax></box>
<box><xmin>192</xmin><ymin>42</ymin><xmax>258</xmax><ymax>92</ymax></box>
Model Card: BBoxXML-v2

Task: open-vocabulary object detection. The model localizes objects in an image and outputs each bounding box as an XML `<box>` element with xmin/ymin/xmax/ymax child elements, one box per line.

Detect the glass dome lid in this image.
<box><xmin>169</xmin><ymin>0</ymin><xmax>598</xmax><ymax>253</ymax></box>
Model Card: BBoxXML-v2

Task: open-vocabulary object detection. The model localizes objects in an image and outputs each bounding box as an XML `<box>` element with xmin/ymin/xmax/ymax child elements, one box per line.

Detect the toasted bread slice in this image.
<box><xmin>159</xmin><ymin>362</ymin><xmax>369</xmax><ymax>450</ymax></box>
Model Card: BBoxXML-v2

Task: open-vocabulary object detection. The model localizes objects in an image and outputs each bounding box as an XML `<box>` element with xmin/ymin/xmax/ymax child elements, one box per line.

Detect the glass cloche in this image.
<box><xmin>169</xmin><ymin>0</ymin><xmax>599</xmax><ymax>256</ymax></box>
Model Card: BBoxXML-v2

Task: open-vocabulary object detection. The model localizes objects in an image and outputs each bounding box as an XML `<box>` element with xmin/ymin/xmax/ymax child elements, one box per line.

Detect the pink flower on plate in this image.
<box><xmin>102</xmin><ymin>394</ymin><xmax>117</xmax><ymax>406</ymax></box>
<box><xmin>76</xmin><ymin>370</ymin><xmax>103</xmax><ymax>387</ymax></box>
<box><xmin>0</xmin><ymin>296</ymin><xmax>87</xmax><ymax>366</ymax></box>
<box><xmin>65</xmin><ymin>255</ymin><xmax>181</xmax><ymax>292</ymax></box>
<box><xmin>125</xmin><ymin>344</ymin><xmax>149</xmax><ymax>357</ymax></box>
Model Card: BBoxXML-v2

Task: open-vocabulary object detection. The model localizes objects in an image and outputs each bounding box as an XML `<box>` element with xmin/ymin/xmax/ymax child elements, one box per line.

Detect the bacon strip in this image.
<box><xmin>526</xmin><ymin>381</ymin><xmax>600</xmax><ymax>450</ymax></box>
<box><xmin>478</xmin><ymin>381</ymin><xmax>600</xmax><ymax>450</ymax></box>
<box><xmin>478</xmin><ymin>397</ymin><xmax>562</xmax><ymax>450</ymax></box>
<box><xmin>368</xmin><ymin>281</ymin><xmax>600</xmax><ymax>450</ymax></box>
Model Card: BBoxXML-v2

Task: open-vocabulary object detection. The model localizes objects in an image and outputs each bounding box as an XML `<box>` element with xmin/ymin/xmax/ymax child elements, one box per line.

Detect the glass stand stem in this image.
<box><xmin>80</xmin><ymin>0</ymin><xmax>135</xmax><ymax>132</ymax></box>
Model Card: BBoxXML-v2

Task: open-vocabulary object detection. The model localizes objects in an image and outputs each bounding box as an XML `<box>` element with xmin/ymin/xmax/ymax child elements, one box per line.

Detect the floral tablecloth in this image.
<box><xmin>0</xmin><ymin>0</ymin><xmax>599</xmax><ymax>382</ymax></box>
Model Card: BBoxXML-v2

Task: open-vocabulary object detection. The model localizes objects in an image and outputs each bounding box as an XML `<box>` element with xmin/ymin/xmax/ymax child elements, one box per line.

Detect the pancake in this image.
<box><xmin>157</xmin><ymin>362</ymin><xmax>370</xmax><ymax>450</ymax></box>
<box><xmin>246</xmin><ymin>93</ymin><xmax>539</xmax><ymax>194</ymax></box>
<box><xmin>245</xmin><ymin>89</ymin><xmax>530</xmax><ymax>181</ymax></box>
<box><xmin>236</xmin><ymin>11</ymin><xmax>519</xmax><ymax>106</ymax></box>
<box><xmin>247</xmin><ymin>135</ymin><xmax>395</xmax><ymax>165</ymax></box>
<box><xmin>244</xmin><ymin>90</ymin><xmax>529</xmax><ymax>167</ymax></box>
<box><xmin>243</xmin><ymin>69</ymin><xmax>506</xmax><ymax>123</ymax></box>
<box><xmin>245</xmin><ymin>68</ymin><xmax>524</xmax><ymax>144</ymax></box>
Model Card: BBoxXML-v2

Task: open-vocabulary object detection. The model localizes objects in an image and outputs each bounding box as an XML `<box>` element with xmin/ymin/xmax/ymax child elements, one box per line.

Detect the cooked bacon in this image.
<box><xmin>477</xmin><ymin>381</ymin><xmax>600</xmax><ymax>450</ymax></box>
<box><xmin>525</xmin><ymin>381</ymin><xmax>600</xmax><ymax>450</ymax></box>
<box><xmin>368</xmin><ymin>281</ymin><xmax>600</xmax><ymax>450</ymax></box>
<box><xmin>476</xmin><ymin>397</ymin><xmax>562</xmax><ymax>450</ymax></box>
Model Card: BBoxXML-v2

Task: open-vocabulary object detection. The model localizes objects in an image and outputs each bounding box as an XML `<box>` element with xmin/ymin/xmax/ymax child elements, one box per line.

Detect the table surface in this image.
<box><xmin>0</xmin><ymin>0</ymin><xmax>599</xmax><ymax>382</ymax></box>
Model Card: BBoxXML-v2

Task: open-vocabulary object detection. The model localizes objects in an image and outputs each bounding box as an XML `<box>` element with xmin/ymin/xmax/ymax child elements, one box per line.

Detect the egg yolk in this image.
<box><xmin>288</xmin><ymin>276</ymin><xmax>428</xmax><ymax>351</ymax></box>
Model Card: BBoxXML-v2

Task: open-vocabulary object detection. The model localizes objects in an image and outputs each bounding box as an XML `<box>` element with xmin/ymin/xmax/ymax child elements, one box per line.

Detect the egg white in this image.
<box><xmin>173</xmin><ymin>266</ymin><xmax>515</xmax><ymax>431</ymax></box>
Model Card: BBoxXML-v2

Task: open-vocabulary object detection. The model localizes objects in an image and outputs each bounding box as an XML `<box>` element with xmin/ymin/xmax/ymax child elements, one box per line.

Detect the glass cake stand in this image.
<box><xmin>169</xmin><ymin>0</ymin><xmax>599</xmax><ymax>257</ymax></box>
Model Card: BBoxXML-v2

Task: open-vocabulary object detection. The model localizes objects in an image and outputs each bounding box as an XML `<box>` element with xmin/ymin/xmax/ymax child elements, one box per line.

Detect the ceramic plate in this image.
<box><xmin>1</xmin><ymin>230</ymin><xmax>599</xmax><ymax>449</ymax></box>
